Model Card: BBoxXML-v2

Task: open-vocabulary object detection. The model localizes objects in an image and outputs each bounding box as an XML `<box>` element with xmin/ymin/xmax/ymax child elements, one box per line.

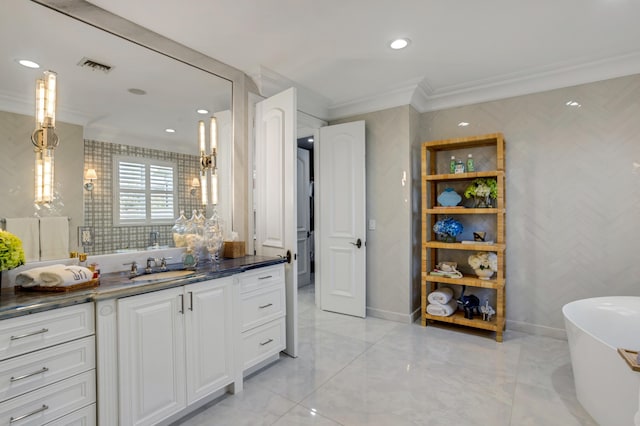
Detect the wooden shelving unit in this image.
<box><xmin>421</xmin><ymin>133</ymin><xmax>506</xmax><ymax>342</ymax></box>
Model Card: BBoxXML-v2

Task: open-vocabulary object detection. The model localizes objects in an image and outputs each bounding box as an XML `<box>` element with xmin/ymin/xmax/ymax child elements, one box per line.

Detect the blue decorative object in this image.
<box><xmin>437</xmin><ymin>188</ymin><xmax>462</xmax><ymax>207</ymax></box>
<box><xmin>433</xmin><ymin>217</ymin><xmax>463</xmax><ymax>242</ymax></box>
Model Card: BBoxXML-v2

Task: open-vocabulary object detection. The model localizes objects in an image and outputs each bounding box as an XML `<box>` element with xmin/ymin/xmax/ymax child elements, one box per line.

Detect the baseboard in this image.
<box><xmin>366</xmin><ymin>306</ymin><xmax>414</xmax><ymax>324</ymax></box>
<box><xmin>506</xmin><ymin>319</ymin><xmax>567</xmax><ymax>340</ymax></box>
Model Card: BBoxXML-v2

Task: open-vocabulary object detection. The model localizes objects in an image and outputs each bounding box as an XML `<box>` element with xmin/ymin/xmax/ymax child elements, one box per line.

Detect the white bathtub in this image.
<box><xmin>563</xmin><ymin>297</ymin><xmax>640</xmax><ymax>426</ymax></box>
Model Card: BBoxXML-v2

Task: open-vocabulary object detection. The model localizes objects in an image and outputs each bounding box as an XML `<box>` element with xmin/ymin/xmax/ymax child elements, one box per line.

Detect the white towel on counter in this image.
<box><xmin>4</xmin><ymin>217</ymin><xmax>40</xmax><ymax>263</ymax></box>
<box><xmin>15</xmin><ymin>264</ymin><xmax>66</xmax><ymax>287</ymax></box>
<box><xmin>426</xmin><ymin>299</ymin><xmax>458</xmax><ymax>317</ymax></box>
<box><xmin>39</xmin><ymin>266</ymin><xmax>93</xmax><ymax>287</ymax></box>
<box><xmin>427</xmin><ymin>287</ymin><xmax>454</xmax><ymax>305</ymax></box>
<box><xmin>39</xmin><ymin>216</ymin><xmax>69</xmax><ymax>261</ymax></box>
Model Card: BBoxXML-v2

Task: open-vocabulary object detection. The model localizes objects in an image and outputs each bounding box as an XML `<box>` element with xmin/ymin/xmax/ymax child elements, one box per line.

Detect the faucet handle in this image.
<box><xmin>160</xmin><ymin>257</ymin><xmax>172</xmax><ymax>270</ymax></box>
<box><xmin>123</xmin><ymin>261</ymin><xmax>138</xmax><ymax>276</ymax></box>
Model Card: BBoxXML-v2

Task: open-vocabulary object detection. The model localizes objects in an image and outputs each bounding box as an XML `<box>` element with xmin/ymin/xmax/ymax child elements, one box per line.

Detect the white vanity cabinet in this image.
<box><xmin>0</xmin><ymin>303</ymin><xmax>96</xmax><ymax>425</ymax></box>
<box><xmin>237</xmin><ymin>264</ymin><xmax>286</xmax><ymax>372</ymax></box>
<box><xmin>117</xmin><ymin>277</ymin><xmax>234</xmax><ymax>426</ymax></box>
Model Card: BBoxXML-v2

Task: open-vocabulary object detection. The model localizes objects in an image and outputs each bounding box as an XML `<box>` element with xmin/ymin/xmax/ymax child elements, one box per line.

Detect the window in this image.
<box><xmin>113</xmin><ymin>156</ymin><xmax>177</xmax><ymax>225</ymax></box>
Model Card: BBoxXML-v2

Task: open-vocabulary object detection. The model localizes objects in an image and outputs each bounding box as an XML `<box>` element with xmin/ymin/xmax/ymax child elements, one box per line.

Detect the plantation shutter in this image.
<box><xmin>149</xmin><ymin>164</ymin><xmax>174</xmax><ymax>220</ymax></box>
<box><xmin>118</xmin><ymin>161</ymin><xmax>146</xmax><ymax>221</ymax></box>
<box><xmin>115</xmin><ymin>157</ymin><xmax>177</xmax><ymax>225</ymax></box>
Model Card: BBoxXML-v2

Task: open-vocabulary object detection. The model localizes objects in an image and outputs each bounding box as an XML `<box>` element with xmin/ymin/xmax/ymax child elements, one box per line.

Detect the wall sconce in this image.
<box><xmin>84</xmin><ymin>168</ymin><xmax>97</xmax><ymax>191</ymax></box>
<box><xmin>198</xmin><ymin>117</ymin><xmax>218</xmax><ymax>205</ymax></box>
<box><xmin>190</xmin><ymin>177</ymin><xmax>200</xmax><ymax>196</ymax></box>
<box><xmin>31</xmin><ymin>70</ymin><xmax>58</xmax><ymax>204</ymax></box>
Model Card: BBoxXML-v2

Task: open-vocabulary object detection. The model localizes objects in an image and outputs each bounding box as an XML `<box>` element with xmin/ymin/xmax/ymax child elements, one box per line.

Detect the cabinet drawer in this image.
<box><xmin>242</xmin><ymin>318</ymin><xmax>285</xmax><ymax>371</ymax></box>
<box><xmin>240</xmin><ymin>283</ymin><xmax>285</xmax><ymax>332</ymax></box>
<box><xmin>0</xmin><ymin>304</ymin><xmax>94</xmax><ymax>361</ymax></box>
<box><xmin>45</xmin><ymin>404</ymin><xmax>95</xmax><ymax>426</ymax></box>
<box><xmin>0</xmin><ymin>336</ymin><xmax>95</xmax><ymax>402</ymax></box>
<box><xmin>0</xmin><ymin>370</ymin><xmax>95</xmax><ymax>426</ymax></box>
<box><xmin>238</xmin><ymin>265</ymin><xmax>284</xmax><ymax>294</ymax></box>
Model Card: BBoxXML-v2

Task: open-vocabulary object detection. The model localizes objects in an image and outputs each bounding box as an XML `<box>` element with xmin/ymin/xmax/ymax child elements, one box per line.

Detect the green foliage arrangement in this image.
<box><xmin>464</xmin><ymin>178</ymin><xmax>497</xmax><ymax>199</ymax></box>
<box><xmin>0</xmin><ymin>230</ymin><xmax>26</xmax><ymax>271</ymax></box>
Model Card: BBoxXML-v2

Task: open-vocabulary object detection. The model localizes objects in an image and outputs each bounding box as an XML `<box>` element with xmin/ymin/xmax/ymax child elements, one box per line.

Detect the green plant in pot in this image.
<box><xmin>0</xmin><ymin>230</ymin><xmax>26</xmax><ymax>287</ymax></box>
<box><xmin>464</xmin><ymin>178</ymin><xmax>497</xmax><ymax>208</ymax></box>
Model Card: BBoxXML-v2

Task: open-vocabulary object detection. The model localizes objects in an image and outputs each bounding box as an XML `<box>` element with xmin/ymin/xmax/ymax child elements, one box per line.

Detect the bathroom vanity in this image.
<box><xmin>0</xmin><ymin>256</ymin><xmax>286</xmax><ymax>425</ymax></box>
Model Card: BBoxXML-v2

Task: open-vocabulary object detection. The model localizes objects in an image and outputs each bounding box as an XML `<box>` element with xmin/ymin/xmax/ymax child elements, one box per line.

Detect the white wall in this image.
<box><xmin>332</xmin><ymin>106</ymin><xmax>414</xmax><ymax>322</ymax></box>
<box><xmin>419</xmin><ymin>73</ymin><xmax>640</xmax><ymax>336</ymax></box>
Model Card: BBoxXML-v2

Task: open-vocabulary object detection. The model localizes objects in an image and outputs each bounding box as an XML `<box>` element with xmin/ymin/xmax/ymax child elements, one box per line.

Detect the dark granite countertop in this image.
<box><xmin>0</xmin><ymin>256</ymin><xmax>285</xmax><ymax>320</ymax></box>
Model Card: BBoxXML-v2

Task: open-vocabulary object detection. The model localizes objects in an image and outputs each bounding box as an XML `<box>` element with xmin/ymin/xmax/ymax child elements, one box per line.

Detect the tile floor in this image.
<box><xmin>176</xmin><ymin>285</ymin><xmax>596</xmax><ymax>425</ymax></box>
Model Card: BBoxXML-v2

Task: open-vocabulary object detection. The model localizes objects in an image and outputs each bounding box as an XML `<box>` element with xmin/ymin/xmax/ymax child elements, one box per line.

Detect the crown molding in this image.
<box><xmin>327</xmin><ymin>50</ymin><xmax>640</xmax><ymax>119</ymax></box>
<box><xmin>326</xmin><ymin>79</ymin><xmax>421</xmax><ymax>121</ymax></box>
<box><xmin>250</xmin><ymin>66</ymin><xmax>331</xmax><ymax>121</ymax></box>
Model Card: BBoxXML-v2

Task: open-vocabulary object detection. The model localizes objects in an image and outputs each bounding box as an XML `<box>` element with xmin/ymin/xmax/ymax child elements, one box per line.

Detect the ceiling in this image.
<box><xmin>84</xmin><ymin>0</ymin><xmax>640</xmax><ymax>120</ymax></box>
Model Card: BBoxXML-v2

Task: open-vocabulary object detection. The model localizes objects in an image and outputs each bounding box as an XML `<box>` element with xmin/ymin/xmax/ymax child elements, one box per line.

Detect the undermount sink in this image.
<box><xmin>130</xmin><ymin>270</ymin><xmax>196</xmax><ymax>283</ymax></box>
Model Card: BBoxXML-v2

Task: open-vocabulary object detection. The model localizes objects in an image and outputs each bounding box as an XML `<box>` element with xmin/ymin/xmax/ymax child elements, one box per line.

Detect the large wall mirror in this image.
<box><xmin>0</xmin><ymin>0</ymin><xmax>236</xmax><ymax>259</ymax></box>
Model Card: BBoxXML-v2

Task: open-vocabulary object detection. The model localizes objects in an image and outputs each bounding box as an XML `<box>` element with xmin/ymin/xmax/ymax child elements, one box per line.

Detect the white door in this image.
<box><xmin>317</xmin><ymin>121</ymin><xmax>366</xmax><ymax>317</ymax></box>
<box><xmin>297</xmin><ymin>147</ymin><xmax>311</xmax><ymax>287</ymax></box>
<box><xmin>254</xmin><ymin>87</ymin><xmax>298</xmax><ymax>357</ymax></box>
<box><xmin>184</xmin><ymin>277</ymin><xmax>233</xmax><ymax>404</ymax></box>
<box><xmin>118</xmin><ymin>287</ymin><xmax>186</xmax><ymax>426</ymax></box>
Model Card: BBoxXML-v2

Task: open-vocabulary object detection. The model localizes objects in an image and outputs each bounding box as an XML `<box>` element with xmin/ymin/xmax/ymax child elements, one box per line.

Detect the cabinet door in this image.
<box><xmin>184</xmin><ymin>277</ymin><xmax>234</xmax><ymax>404</ymax></box>
<box><xmin>118</xmin><ymin>287</ymin><xmax>186</xmax><ymax>426</ymax></box>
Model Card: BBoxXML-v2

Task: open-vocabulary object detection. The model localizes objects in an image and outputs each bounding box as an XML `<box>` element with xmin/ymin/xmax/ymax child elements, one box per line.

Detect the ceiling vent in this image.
<box><xmin>77</xmin><ymin>57</ymin><xmax>113</xmax><ymax>73</ymax></box>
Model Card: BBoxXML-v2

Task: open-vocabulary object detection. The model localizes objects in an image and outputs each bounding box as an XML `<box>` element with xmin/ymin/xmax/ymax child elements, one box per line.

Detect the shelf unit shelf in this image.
<box><xmin>422</xmin><ymin>273</ymin><xmax>505</xmax><ymax>290</ymax></box>
<box><xmin>421</xmin><ymin>132</ymin><xmax>506</xmax><ymax>342</ymax></box>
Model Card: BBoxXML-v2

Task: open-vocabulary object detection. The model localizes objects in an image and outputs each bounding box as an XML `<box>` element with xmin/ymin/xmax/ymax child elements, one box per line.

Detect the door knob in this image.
<box><xmin>350</xmin><ymin>238</ymin><xmax>362</xmax><ymax>249</ymax></box>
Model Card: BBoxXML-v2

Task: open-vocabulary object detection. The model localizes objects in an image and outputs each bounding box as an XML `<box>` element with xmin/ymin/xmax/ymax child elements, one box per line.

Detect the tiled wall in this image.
<box><xmin>83</xmin><ymin>140</ymin><xmax>202</xmax><ymax>254</ymax></box>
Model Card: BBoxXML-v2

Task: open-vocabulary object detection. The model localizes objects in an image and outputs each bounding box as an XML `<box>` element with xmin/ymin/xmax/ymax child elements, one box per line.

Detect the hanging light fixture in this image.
<box><xmin>198</xmin><ymin>117</ymin><xmax>218</xmax><ymax>205</ymax></box>
<box><xmin>31</xmin><ymin>70</ymin><xmax>58</xmax><ymax>204</ymax></box>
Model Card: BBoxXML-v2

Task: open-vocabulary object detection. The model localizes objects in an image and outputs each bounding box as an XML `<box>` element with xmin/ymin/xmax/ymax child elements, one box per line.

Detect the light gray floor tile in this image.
<box><xmin>175</xmin><ymin>283</ymin><xmax>593</xmax><ymax>426</ymax></box>
<box><xmin>272</xmin><ymin>405</ymin><xmax>343</xmax><ymax>426</ymax></box>
<box><xmin>175</xmin><ymin>382</ymin><xmax>296</xmax><ymax>426</ymax></box>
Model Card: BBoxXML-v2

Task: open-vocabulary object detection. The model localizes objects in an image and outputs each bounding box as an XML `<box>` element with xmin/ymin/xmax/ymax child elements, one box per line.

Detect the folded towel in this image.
<box><xmin>5</xmin><ymin>218</ymin><xmax>40</xmax><ymax>263</ymax></box>
<box><xmin>15</xmin><ymin>264</ymin><xmax>66</xmax><ymax>287</ymax></box>
<box><xmin>426</xmin><ymin>299</ymin><xmax>458</xmax><ymax>317</ymax></box>
<box><xmin>427</xmin><ymin>287</ymin><xmax>454</xmax><ymax>305</ymax></box>
<box><xmin>40</xmin><ymin>266</ymin><xmax>93</xmax><ymax>287</ymax></box>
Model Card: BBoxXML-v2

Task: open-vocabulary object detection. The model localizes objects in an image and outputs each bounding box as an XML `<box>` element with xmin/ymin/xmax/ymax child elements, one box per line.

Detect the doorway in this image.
<box><xmin>297</xmin><ymin>136</ymin><xmax>315</xmax><ymax>289</ymax></box>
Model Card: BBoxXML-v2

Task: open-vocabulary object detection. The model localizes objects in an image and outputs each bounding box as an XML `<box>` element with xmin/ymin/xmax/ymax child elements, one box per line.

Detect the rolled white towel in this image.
<box><xmin>426</xmin><ymin>299</ymin><xmax>458</xmax><ymax>317</ymax></box>
<box><xmin>427</xmin><ymin>287</ymin><xmax>454</xmax><ymax>305</ymax></box>
<box><xmin>15</xmin><ymin>264</ymin><xmax>66</xmax><ymax>287</ymax></box>
<box><xmin>40</xmin><ymin>266</ymin><xmax>94</xmax><ymax>287</ymax></box>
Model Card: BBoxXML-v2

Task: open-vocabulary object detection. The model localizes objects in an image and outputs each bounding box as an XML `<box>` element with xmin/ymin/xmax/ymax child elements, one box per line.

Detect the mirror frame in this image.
<box><xmin>34</xmin><ymin>0</ymin><xmax>255</xmax><ymax>243</ymax></box>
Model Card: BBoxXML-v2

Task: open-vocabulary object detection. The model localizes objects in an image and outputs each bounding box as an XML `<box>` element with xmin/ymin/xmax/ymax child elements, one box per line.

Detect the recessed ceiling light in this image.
<box><xmin>390</xmin><ymin>38</ymin><xmax>410</xmax><ymax>50</ymax></box>
<box><xmin>458</xmin><ymin>122</ymin><xmax>470</xmax><ymax>127</ymax></box>
<box><xmin>17</xmin><ymin>59</ymin><xmax>40</xmax><ymax>69</ymax></box>
<box><xmin>197</xmin><ymin>109</ymin><xmax>209</xmax><ymax>114</ymax></box>
<box><xmin>307</xmin><ymin>137</ymin><xmax>314</xmax><ymax>143</ymax></box>
<box><xmin>165</xmin><ymin>128</ymin><xmax>176</xmax><ymax>133</ymax></box>
<box><xmin>128</xmin><ymin>88</ymin><xmax>147</xmax><ymax>95</ymax></box>
<box><xmin>565</xmin><ymin>100</ymin><xmax>581</xmax><ymax>107</ymax></box>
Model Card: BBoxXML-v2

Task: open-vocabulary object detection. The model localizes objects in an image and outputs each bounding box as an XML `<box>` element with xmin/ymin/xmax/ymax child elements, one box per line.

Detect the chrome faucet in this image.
<box><xmin>149</xmin><ymin>231</ymin><xmax>160</xmax><ymax>248</ymax></box>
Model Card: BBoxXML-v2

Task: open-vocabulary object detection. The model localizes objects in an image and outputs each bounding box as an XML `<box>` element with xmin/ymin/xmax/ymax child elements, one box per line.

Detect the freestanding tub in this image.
<box><xmin>563</xmin><ymin>297</ymin><xmax>640</xmax><ymax>426</ymax></box>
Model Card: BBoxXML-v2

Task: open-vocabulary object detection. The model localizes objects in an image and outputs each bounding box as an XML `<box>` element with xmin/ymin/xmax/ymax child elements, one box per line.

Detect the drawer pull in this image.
<box><xmin>10</xmin><ymin>328</ymin><xmax>49</xmax><ymax>340</ymax></box>
<box><xmin>260</xmin><ymin>338</ymin><xmax>274</xmax><ymax>346</ymax></box>
<box><xmin>10</xmin><ymin>367</ymin><xmax>49</xmax><ymax>382</ymax></box>
<box><xmin>259</xmin><ymin>303</ymin><xmax>273</xmax><ymax>309</ymax></box>
<box><xmin>258</xmin><ymin>275</ymin><xmax>273</xmax><ymax>280</ymax></box>
<box><xmin>10</xmin><ymin>405</ymin><xmax>49</xmax><ymax>423</ymax></box>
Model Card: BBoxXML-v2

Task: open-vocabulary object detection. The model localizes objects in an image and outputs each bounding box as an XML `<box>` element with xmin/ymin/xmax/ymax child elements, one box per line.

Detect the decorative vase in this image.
<box><xmin>440</xmin><ymin>234</ymin><xmax>457</xmax><ymax>243</ymax></box>
<box><xmin>474</xmin><ymin>195</ymin><xmax>491</xmax><ymax>208</ymax></box>
<box><xmin>474</xmin><ymin>268</ymin><xmax>494</xmax><ymax>280</ymax></box>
